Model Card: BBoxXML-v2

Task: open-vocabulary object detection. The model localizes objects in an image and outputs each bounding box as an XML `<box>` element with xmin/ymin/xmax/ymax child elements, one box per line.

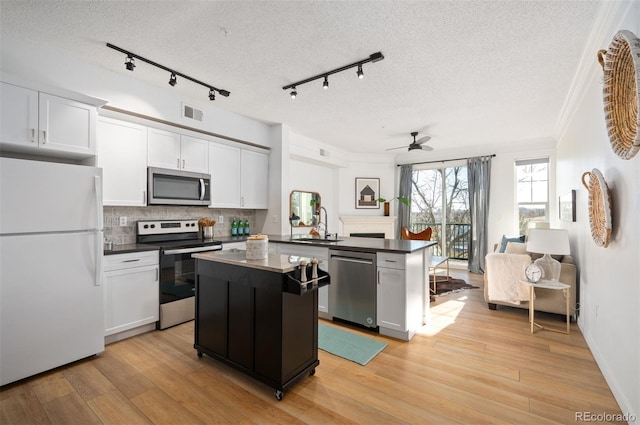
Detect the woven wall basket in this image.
<box><xmin>581</xmin><ymin>169</ymin><xmax>612</xmax><ymax>248</ymax></box>
<box><xmin>597</xmin><ymin>30</ymin><xmax>640</xmax><ymax>160</ymax></box>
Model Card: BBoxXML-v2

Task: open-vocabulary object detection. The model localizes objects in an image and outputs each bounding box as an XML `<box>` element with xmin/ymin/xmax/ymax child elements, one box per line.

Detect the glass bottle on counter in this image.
<box><xmin>231</xmin><ymin>218</ymin><xmax>237</xmax><ymax>236</ymax></box>
<box><xmin>244</xmin><ymin>219</ymin><xmax>250</xmax><ymax>235</ymax></box>
<box><xmin>237</xmin><ymin>219</ymin><xmax>244</xmax><ymax>236</ymax></box>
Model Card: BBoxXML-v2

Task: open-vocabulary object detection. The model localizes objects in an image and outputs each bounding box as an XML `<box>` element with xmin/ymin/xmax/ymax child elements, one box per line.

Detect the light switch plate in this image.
<box><xmin>119</xmin><ymin>216</ymin><xmax>127</xmax><ymax>226</ymax></box>
<box><xmin>218</xmin><ymin>215</ymin><xmax>224</xmax><ymax>224</ymax></box>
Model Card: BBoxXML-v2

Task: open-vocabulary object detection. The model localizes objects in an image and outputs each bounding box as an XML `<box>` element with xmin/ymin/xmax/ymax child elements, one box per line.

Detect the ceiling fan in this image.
<box><xmin>386</xmin><ymin>132</ymin><xmax>433</xmax><ymax>152</ymax></box>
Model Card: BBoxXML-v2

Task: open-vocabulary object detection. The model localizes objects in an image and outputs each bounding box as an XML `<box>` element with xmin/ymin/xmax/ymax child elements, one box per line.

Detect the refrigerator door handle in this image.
<box><xmin>94</xmin><ymin>176</ymin><xmax>103</xmax><ymax>286</ymax></box>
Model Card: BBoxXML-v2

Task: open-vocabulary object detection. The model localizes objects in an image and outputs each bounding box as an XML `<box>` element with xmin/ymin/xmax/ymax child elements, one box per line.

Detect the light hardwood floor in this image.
<box><xmin>1</xmin><ymin>270</ymin><xmax>623</xmax><ymax>424</ymax></box>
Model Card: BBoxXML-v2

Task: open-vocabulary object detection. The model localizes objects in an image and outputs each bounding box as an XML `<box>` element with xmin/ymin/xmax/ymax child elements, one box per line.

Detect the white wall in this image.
<box><xmin>555</xmin><ymin>1</ymin><xmax>639</xmax><ymax>418</ymax></box>
<box><xmin>338</xmin><ymin>154</ymin><xmax>397</xmax><ymax>234</ymax></box>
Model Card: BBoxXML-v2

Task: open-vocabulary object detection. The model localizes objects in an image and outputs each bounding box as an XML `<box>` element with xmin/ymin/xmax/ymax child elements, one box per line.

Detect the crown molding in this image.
<box><xmin>554</xmin><ymin>1</ymin><xmax>637</xmax><ymax>143</ymax></box>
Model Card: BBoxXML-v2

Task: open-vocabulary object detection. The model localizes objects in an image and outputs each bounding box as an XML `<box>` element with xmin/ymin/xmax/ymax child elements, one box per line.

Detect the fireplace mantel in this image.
<box><xmin>339</xmin><ymin>216</ymin><xmax>397</xmax><ymax>239</ymax></box>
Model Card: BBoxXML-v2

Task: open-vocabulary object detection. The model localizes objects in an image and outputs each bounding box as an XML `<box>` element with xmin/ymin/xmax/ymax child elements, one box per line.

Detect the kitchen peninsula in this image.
<box><xmin>270</xmin><ymin>235</ymin><xmax>435</xmax><ymax>341</ymax></box>
<box><xmin>192</xmin><ymin>250</ymin><xmax>328</xmax><ymax>401</ymax></box>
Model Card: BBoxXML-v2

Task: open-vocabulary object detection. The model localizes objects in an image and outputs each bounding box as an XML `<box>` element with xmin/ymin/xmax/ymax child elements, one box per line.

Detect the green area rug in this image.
<box><xmin>318</xmin><ymin>323</ymin><xmax>387</xmax><ymax>366</ymax></box>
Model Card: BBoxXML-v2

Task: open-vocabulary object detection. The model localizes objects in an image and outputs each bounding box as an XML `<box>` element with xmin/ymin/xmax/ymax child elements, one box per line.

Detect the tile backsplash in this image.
<box><xmin>104</xmin><ymin>206</ymin><xmax>256</xmax><ymax>246</ymax></box>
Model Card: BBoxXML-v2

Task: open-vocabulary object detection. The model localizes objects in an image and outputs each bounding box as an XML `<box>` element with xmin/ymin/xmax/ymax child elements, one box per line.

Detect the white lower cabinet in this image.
<box><xmin>377</xmin><ymin>251</ymin><xmax>426</xmax><ymax>341</ymax></box>
<box><xmin>377</xmin><ymin>254</ymin><xmax>407</xmax><ymax>332</ymax></box>
<box><xmin>104</xmin><ymin>251</ymin><xmax>159</xmax><ymax>341</ymax></box>
<box><xmin>275</xmin><ymin>243</ymin><xmax>329</xmax><ymax>315</ymax></box>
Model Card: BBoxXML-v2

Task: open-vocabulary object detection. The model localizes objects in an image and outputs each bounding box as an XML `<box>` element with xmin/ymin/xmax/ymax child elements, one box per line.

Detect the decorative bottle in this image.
<box><xmin>237</xmin><ymin>219</ymin><xmax>244</xmax><ymax>236</ymax></box>
<box><xmin>244</xmin><ymin>219</ymin><xmax>250</xmax><ymax>235</ymax></box>
<box><xmin>231</xmin><ymin>218</ymin><xmax>237</xmax><ymax>236</ymax></box>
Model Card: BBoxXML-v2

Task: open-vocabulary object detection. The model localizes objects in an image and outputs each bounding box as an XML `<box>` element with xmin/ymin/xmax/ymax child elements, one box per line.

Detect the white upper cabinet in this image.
<box><xmin>147</xmin><ymin>128</ymin><xmax>208</xmax><ymax>173</ymax></box>
<box><xmin>209</xmin><ymin>142</ymin><xmax>241</xmax><ymax>208</ymax></box>
<box><xmin>180</xmin><ymin>135</ymin><xmax>209</xmax><ymax>173</ymax></box>
<box><xmin>240</xmin><ymin>149</ymin><xmax>269</xmax><ymax>209</ymax></box>
<box><xmin>0</xmin><ymin>82</ymin><xmax>97</xmax><ymax>157</ymax></box>
<box><xmin>208</xmin><ymin>141</ymin><xmax>269</xmax><ymax>209</ymax></box>
<box><xmin>96</xmin><ymin>117</ymin><xmax>148</xmax><ymax>206</ymax></box>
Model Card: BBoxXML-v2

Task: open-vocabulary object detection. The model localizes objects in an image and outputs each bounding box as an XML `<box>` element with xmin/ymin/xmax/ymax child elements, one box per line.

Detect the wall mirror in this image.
<box><xmin>289</xmin><ymin>190</ymin><xmax>321</xmax><ymax>227</ymax></box>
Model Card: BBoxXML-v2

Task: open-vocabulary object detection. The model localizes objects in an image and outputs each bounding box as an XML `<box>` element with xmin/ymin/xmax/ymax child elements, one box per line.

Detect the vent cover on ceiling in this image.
<box><xmin>182</xmin><ymin>103</ymin><xmax>203</xmax><ymax>122</ymax></box>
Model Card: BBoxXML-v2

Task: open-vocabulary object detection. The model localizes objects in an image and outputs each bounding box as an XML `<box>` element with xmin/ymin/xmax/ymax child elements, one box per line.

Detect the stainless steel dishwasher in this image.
<box><xmin>328</xmin><ymin>249</ymin><xmax>377</xmax><ymax>328</ymax></box>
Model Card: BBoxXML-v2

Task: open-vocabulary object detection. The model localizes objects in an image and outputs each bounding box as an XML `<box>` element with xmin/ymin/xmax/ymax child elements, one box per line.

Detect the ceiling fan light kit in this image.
<box><xmin>282</xmin><ymin>51</ymin><xmax>384</xmax><ymax>98</ymax></box>
<box><xmin>387</xmin><ymin>131</ymin><xmax>434</xmax><ymax>152</ymax></box>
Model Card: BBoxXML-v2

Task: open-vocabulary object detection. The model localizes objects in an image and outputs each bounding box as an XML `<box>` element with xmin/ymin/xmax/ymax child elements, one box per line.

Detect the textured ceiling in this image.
<box><xmin>0</xmin><ymin>1</ymin><xmax>602</xmax><ymax>154</ymax></box>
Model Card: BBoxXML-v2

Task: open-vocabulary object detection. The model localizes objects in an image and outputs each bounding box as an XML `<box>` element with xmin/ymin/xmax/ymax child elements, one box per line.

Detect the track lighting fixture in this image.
<box><xmin>107</xmin><ymin>43</ymin><xmax>230</xmax><ymax>100</ymax></box>
<box><xmin>282</xmin><ymin>51</ymin><xmax>383</xmax><ymax>98</ymax></box>
<box><xmin>125</xmin><ymin>55</ymin><xmax>135</xmax><ymax>71</ymax></box>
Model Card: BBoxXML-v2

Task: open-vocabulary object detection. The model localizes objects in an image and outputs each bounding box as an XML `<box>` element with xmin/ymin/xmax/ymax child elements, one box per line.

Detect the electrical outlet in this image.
<box><xmin>272</xmin><ymin>214</ymin><xmax>278</xmax><ymax>223</ymax></box>
<box><xmin>119</xmin><ymin>216</ymin><xmax>127</xmax><ymax>226</ymax></box>
<box><xmin>218</xmin><ymin>215</ymin><xmax>224</xmax><ymax>224</ymax></box>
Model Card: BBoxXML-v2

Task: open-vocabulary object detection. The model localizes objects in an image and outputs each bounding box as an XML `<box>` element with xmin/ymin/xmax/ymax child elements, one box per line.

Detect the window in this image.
<box><xmin>410</xmin><ymin>164</ymin><xmax>470</xmax><ymax>260</ymax></box>
<box><xmin>516</xmin><ymin>158</ymin><xmax>549</xmax><ymax>234</ymax></box>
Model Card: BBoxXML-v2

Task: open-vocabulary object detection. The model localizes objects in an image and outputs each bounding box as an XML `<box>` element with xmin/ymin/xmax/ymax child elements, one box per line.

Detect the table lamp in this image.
<box><xmin>526</xmin><ymin>228</ymin><xmax>570</xmax><ymax>281</ymax></box>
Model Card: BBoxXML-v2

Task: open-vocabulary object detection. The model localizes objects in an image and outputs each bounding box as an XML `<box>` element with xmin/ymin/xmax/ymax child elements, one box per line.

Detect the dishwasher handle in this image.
<box><xmin>330</xmin><ymin>255</ymin><xmax>373</xmax><ymax>265</ymax></box>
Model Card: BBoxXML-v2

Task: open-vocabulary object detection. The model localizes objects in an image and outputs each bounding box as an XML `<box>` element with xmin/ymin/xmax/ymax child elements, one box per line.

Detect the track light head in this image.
<box><xmin>323</xmin><ymin>76</ymin><xmax>329</xmax><ymax>89</ymax></box>
<box><xmin>290</xmin><ymin>87</ymin><xmax>297</xmax><ymax>99</ymax></box>
<box><xmin>357</xmin><ymin>64</ymin><xmax>364</xmax><ymax>79</ymax></box>
<box><xmin>125</xmin><ymin>55</ymin><xmax>135</xmax><ymax>71</ymax></box>
<box><xmin>209</xmin><ymin>88</ymin><xmax>215</xmax><ymax>101</ymax></box>
<box><xmin>218</xmin><ymin>89</ymin><xmax>230</xmax><ymax>97</ymax></box>
<box><xmin>168</xmin><ymin>73</ymin><xmax>177</xmax><ymax>86</ymax></box>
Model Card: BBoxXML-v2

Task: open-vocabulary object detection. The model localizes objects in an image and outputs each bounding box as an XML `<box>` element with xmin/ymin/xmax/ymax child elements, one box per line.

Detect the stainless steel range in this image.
<box><xmin>137</xmin><ymin>219</ymin><xmax>222</xmax><ymax>329</ymax></box>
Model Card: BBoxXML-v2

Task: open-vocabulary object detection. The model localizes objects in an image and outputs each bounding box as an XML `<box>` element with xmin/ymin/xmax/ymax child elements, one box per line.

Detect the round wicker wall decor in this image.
<box><xmin>597</xmin><ymin>30</ymin><xmax>640</xmax><ymax>160</ymax></box>
<box><xmin>581</xmin><ymin>168</ymin><xmax>612</xmax><ymax>248</ymax></box>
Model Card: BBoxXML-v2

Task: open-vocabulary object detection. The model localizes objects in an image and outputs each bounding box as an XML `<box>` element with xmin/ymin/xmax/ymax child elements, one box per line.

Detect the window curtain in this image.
<box><xmin>467</xmin><ymin>156</ymin><xmax>492</xmax><ymax>273</ymax></box>
<box><xmin>396</xmin><ymin>164</ymin><xmax>412</xmax><ymax>239</ymax></box>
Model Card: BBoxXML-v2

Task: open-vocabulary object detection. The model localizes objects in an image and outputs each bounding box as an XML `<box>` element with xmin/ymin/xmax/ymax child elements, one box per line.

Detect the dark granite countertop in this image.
<box><xmin>103</xmin><ymin>244</ymin><xmax>159</xmax><ymax>256</ymax></box>
<box><xmin>267</xmin><ymin>234</ymin><xmax>435</xmax><ymax>254</ymax></box>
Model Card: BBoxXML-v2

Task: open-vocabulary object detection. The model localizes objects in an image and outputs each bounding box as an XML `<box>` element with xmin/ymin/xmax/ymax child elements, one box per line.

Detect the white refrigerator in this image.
<box><xmin>0</xmin><ymin>157</ymin><xmax>105</xmax><ymax>386</ymax></box>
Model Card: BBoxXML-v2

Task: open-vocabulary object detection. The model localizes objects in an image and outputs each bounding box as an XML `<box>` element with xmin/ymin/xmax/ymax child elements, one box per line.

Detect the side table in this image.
<box><xmin>522</xmin><ymin>280</ymin><xmax>570</xmax><ymax>334</ymax></box>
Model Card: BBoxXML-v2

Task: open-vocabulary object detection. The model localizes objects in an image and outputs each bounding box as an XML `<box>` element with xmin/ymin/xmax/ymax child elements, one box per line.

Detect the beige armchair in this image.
<box><xmin>484</xmin><ymin>243</ymin><xmax>577</xmax><ymax>319</ymax></box>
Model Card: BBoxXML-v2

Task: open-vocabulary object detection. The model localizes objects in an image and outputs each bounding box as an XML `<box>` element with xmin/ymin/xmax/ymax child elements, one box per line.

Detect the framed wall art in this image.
<box><xmin>355</xmin><ymin>177</ymin><xmax>380</xmax><ymax>209</ymax></box>
<box><xmin>559</xmin><ymin>190</ymin><xmax>576</xmax><ymax>222</ymax></box>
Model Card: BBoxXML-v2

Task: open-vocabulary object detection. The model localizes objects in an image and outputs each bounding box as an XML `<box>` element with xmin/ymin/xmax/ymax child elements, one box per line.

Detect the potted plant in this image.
<box><xmin>377</xmin><ymin>196</ymin><xmax>410</xmax><ymax>216</ymax></box>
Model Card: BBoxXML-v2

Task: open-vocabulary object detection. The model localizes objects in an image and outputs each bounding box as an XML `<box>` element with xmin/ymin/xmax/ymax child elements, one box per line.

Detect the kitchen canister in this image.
<box><xmin>246</xmin><ymin>234</ymin><xmax>269</xmax><ymax>260</ymax></box>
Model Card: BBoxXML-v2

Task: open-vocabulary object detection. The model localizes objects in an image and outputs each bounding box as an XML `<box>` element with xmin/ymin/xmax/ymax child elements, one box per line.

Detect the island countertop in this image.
<box><xmin>267</xmin><ymin>234</ymin><xmax>436</xmax><ymax>253</ymax></box>
<box><xmin>193</xmin><ymin>250</ymin><xmax>301</xmax><ymax>274</ymax></box>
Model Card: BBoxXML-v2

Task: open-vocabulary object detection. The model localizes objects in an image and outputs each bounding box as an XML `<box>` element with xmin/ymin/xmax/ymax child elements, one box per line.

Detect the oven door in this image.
<box><xmin>160</xmin><ymin>245</ymin><xmax>221</xmax><ymax>305</ymax></box>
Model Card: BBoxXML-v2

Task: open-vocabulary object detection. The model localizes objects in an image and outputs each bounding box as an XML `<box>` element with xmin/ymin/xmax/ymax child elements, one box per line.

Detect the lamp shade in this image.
<box><xmin>526</xmin><ymin>229</ymin><xmax>570</xmax><ymax>255</ymax></box>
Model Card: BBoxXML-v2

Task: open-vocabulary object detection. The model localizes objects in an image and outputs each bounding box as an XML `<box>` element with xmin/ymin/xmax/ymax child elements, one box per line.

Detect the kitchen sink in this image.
<box><xmin>292</xmin><ymin>238</ymin><xmax>343</xmax><ymax>243</ymax></box>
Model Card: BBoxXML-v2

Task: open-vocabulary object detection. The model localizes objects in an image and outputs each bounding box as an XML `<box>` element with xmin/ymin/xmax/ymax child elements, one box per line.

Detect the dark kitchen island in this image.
<box><xmin>192</xmin><ymin>250</ymin><xmax>329</xmax><ymax>400</ymax></box>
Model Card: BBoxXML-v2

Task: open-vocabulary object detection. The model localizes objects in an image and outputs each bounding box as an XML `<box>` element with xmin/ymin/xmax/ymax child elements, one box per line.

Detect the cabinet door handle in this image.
<box><xmin>42</xmin><ymin>130</ymin><xmax>47</xmax><ymax>144</ymax></box>
<box><xmin>122</xmin><ymin>259</ymin><xmax>140</xmax><ymax>263</ymax></box>
<box><xmin>177</xmin><ymin>158</ymin><xmax>180</xmax><ymax>168</ymax></box>
<box><xmin>142</xmin><ymin>190</ymin><xmax>146</xmax><ymax>204</ymax></box>
<box><xmin>182</xmin><ymin>159</ymin><xmax>185</xmax><ymax>169</ymax></box>
<box><xmin>377</xmin><ymin>270</ymin><xmax>381</xmax><ymax>285</ymax></box>
<box><xmin>30</xmin><ymin>128</ymin><xmax>35</xmax><ymax>143</ymax></box>
<box><xmin>385</xmin><ymin>259</ymin><xmax>397</xmax><ymax>263</ymax></box>
<box><xmin>155</xmin><ymin>268</ymin><xmax>159</xmax><ymax>282</ymax></box>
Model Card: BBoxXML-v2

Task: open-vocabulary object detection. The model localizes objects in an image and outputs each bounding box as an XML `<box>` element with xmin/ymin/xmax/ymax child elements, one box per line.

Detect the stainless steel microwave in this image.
<box><xmin>147</xmin><ymin>167</ymin><xmax>211</xmax><ymax>206</ymax></box>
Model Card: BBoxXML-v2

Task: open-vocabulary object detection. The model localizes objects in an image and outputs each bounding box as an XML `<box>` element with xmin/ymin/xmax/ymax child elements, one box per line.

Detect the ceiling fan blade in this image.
<box><xmin>415</xmin><ymin>135</ymin><xmax>432</xmax><ymax>145</ymax></box>
<box><xmin>385</xmin><ymin>146</ymin><xmax>408</xmax><ymax>151</ymax></box>
<box><xmin>420</xmin><ymin>145</ymin><xmax>434</xmax><ymax>151</ymax></box>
